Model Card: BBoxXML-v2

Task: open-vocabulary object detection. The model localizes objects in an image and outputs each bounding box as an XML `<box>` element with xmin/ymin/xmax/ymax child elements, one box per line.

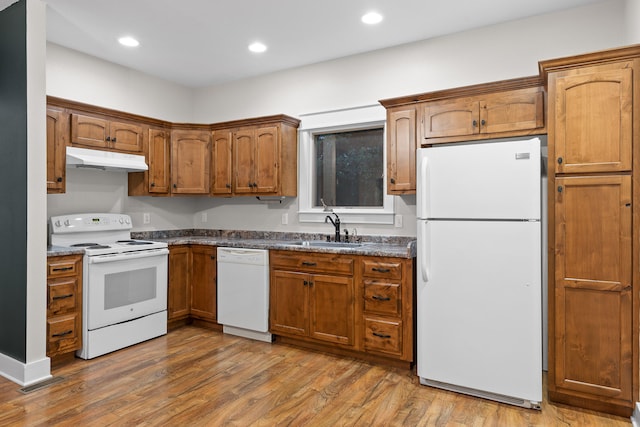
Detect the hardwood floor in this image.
<box><xmin>0</xmin><ymin>326</ymin><xmax>631</xmax><ymax>426</ymax></box>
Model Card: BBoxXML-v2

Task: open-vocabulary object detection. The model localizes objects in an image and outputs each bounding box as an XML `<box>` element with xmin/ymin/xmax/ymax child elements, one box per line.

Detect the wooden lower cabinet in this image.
<box><xmin>168</xmin><ymin>245</ymin><xmax>191</xmax><ymax>322</ymax></box>
<box><xmin>190</xmin><ymin>245</ymin><xmax>217</xmax><ymax>322</ymax></box>
<box><xmin>270</xmin><ymin>253</ymin><xmax>355</xmax><ymax>347</ymax></box>
<box><xmin>168</xmin><ymin>245</ymin><xmax>218</xmax><ymax>328</ymax></box>
<box><xmin>46</xmin><ymin>254</ymin><xmax>83</xmax><ymax>358</ymax></box>
<box><xmin>270</xmin><ymin>250</ymin><xmax>414</xmax><ymax>367</ymax></box>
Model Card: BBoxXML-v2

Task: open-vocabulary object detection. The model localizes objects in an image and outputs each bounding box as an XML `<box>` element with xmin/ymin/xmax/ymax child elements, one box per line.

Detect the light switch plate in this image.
<box><xmin>143</xmin><ymin>213</ymin><xmax>150</xmax><ymax>224</ymax></box>
<box><xmin>394</xmin><ymin>214</ymin><xmax>403</xmax><ymax>228</ymax></box>
<box><xmin>281</xmin><ymin>213</ymin><xmax>288</xmax><ymax>225</ymax></box>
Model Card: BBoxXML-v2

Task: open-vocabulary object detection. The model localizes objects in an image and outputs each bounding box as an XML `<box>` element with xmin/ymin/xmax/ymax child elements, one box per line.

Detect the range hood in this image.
<box><xmin>66</xmin><ymin>146</ymin><xmax>148</xmax><ymax>172</ymax></box>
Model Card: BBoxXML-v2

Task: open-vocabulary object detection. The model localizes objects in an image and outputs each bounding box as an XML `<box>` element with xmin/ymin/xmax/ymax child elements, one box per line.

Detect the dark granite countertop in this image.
<box><xmin>133</xmin><ymin>229</ymin><xmax>416</xmax><ymax>259</ymax></box>
<box><xmin>47</xmin><ymin>245</ymin><xmax>85</xmax><ymax>257</ymax></box>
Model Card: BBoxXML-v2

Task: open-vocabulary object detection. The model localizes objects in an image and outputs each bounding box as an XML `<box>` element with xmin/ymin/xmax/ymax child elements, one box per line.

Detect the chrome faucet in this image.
<box><xmin>325</xmin><ymin>212</ymin><xmax>341</xmax><ymax>242</ymax></box>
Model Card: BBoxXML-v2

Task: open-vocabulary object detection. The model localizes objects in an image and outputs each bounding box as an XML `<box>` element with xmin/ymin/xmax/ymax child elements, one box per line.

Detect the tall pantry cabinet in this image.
<box><xmin>540</xmin><ymin>45</ymin><xmax>640</xmax><ymax>417</ymax></box>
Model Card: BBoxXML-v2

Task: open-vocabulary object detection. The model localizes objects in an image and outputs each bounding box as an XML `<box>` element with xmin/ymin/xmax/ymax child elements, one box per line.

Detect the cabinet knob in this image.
<box><xmin>390</xmin><ymin>178</ymin><xmax>396</xmax><ymax>184</ymax></box>
<box><xmin>112</xmin><ymin>137</ymin><xmax>117</xmax><ymax>142</ymax></box>
<box><xmin>481</xmin><ymin>119</ymin><xmax>486</xmax><ymax>126</ymax></box>
<box><xmin>173</xmin><ymin>183</ymin><xmax>177</xmax><ymax>188</ymax></box>
<box><xmin>226</xmin><ymin>184</ymin><xmax>231</xmax><ymax>189</ymax></box>
<box><xmin>150</xmin><ymin>182</ymin><xmax>156</xmax><ymax>187</ymax></box>
<box><xmin>210</xmin><ymin>255</ymin><xmax>216</xmax><ymax>260</ymax></box>
<box><xmin>106</xmin><ymin>136</ymin><xmax>111</xmax><ymax>141</ymax></box>
<box><xmin>472</xmin><ymin>120</ymin><xmax>478</xmax><ymax>127</ymax></box>
<box><xmin>557</xmin><ymin>186</ymin><xmax>563</xmax><ymax>193</ymax></box>
<box><xmin>557</xmin><ymin>157</ymin><xmax>563</xmax><ymax>164</ymax></box>
<box><xmin>56</xmin><ymin>177</ymin><xmax>63</xmax><ymax>182</ymax></box>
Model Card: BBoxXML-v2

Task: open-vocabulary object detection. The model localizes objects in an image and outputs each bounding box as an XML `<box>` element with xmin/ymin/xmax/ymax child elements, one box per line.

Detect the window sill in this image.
<box><xmin>298</xmin><ymin>210</ymin><xmax>394</xmax><ymax>225</ymax></box>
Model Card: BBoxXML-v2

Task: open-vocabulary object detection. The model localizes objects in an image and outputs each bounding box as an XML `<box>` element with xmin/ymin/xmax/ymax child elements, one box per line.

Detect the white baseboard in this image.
<box><xmin>0</xmin><ymin>352</ymin><xmax>51</xmax><ymax>386</ymax></box>
<box><xmin>631</xmin><ymin>402</ymin><xmax>640</xmax><ymax>427</ymax></box>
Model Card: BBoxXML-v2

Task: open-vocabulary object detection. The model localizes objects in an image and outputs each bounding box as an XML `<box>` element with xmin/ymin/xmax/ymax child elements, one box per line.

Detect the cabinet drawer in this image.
<box><xmin>271</xmin><ymin>251</ymin><xmax>354</xmax><ymax>275</ymax></box>
<box><xmin>47</xmin><ymin>314</ymin><xmax>80</xmax><ymax>355</ymax></box>
<box><xmin>364</xmin><ymin>317</ymin><xmax>402</xmax><ymax>356</ymax></box>
<box><xmin>47</xmin><ymin>278</ymin><xmax>78</xmax><ymax>314</ymax></box>
<box><xmin>364</xmin><ymin>280</ymin><xmax>401</xmax><ymax>316</ymax></box>
<box><xmin>362</xmin><ymin>259</ymin><xmax>402</xmax><ymax>280</ymax></box>
<box><xmin>47</xmin><ymin>258</ymin><xmax>80</xmax><ymax>278</ymax></box>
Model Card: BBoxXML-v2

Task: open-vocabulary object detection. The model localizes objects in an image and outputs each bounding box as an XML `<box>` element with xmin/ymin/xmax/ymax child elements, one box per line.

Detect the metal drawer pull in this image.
<box><xmin>52</xmin><ymin>330</ymin><xmax>73</xmax><ymax>337</ymax></box>
<box><xmin>52</xmin><ymin>294</ymin><xmax>73</xmax><ymax>300</ymax></box>
<box><xmin>372</xmin><ymin>332</ymin><xmax>391</xmax><ymax>339</ymax></box>
<box><xmin>52</xmin><ymin>266</ymin><xmax>73</xmax><ymax>272</ymax></box>
<box><xmin>372</xmin><ymin>267</ymin><xmax>390</xmax><ymax>273</ymax></box>
<box><xmin>301</xmin><ymin>261</ymin><xmax>317</xmax><ymax>266</ymax></box>
<box><xmin>371</xmin><ymin>295</ymin><xmax>391</xmax><ymax>301</ymax></box>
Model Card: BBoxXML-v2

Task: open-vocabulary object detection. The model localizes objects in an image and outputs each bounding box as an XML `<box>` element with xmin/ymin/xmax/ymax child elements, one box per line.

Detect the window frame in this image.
<box><xmin>298</xmin><ymin>104</ymin><xmax>394</xmax><ymax>225</ymax></box>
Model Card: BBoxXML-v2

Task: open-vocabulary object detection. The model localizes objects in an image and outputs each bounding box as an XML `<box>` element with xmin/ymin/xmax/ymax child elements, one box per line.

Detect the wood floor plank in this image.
<box><xmin>0</xmin><ymin>326</ymin><xmax>631</xmax><ymax>426</ymax></box>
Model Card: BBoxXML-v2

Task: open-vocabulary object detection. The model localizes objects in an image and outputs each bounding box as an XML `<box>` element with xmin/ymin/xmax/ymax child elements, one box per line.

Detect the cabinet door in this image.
<box><xmin>211</xmin><ymin>130</ymin><xmax>233</xmax><ymax>195</ymax></box>
<box><xmin>254</xmin><ymin>126</ymin><xmax>279</xmax><ymax>194</ymax></box>
<box><xmin>148</xmin><ymin>128</ymin><xmax>170</xmax><ymax>193</ymax></box>
<box><xmin>110</xmin><ymin>121</ymin><xmax>143</xmax><ymax>153</ymax></box>
<box><xmin>552</xmin><ymin>65</ymin><xmax>633</xmax><ymax>174</ymax></box>
<box><xmin>270</xmin><ymin>270</ymin><xmax>308</xmax><ymax>336</ymax></box>
<box><xmin>71</xmin><ymin>114</ymin><xmax>109</xmax><ymax>149</ymax></box>
<box><xmin>553</xmin><ymin>175</ymin><xmax>632</xmax><ymax>402</ymax></box>
<box><xmin>46</xmin><ymin>108</ymin><xmax>68</xmax><ymax>193</ymax></box>
<box><xmin>171</xmin><ymin>130</ymin><xmax>211</xmax><ymax>194</ymax></box>
<box><xmin>168</xmin><ymin>246</ymin><xmax>190</xmax><ymax>321</ymax></box>
<box><xmin>387</xmin><ymin>107</ymin><xmax>416</xmax><ymax>194</ymax></box>
<box><xmin>190</xmin><ymin>245</ymin><xmax>217</xmax><ymax>322</ymax></box>
<box><xmin>423</xmin><ymin>99</ymin><xmax>479</xmax><ymax>139</ymax></box>
<box><xmin>309</xmin><ymin>273</ymin><xmax>354</xmax><ymax>346</ymax></box>
<box><xmin>233</xmin><ymin>129</ymin><xmax>255</xmax><ymax>194</ymax></box>
<box><xmin>479</xmin><ymin>89</ymin><xmax>544</xmax><ymax>134</ymax></box>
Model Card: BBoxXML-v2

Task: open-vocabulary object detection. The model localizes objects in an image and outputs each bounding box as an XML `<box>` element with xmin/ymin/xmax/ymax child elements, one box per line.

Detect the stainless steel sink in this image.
<box><xmin>288</xmin><ymin>241</ymin><xmax>363</xmax><ymax>248</ymax></box>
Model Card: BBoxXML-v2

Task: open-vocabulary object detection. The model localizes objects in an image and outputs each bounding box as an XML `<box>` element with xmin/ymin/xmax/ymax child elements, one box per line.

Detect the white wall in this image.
<box><xmin>47</xmin><ymin>0</ymin><xmax>628</xmax><ymax>237</ymax></box>
<box><xmin>46</xmin><ymin>43</ymin><xmax>195</xmax><ymax>123</ymax></box>
<box><xmin>626</xmin><ymin>0</ymin><xmax>640</xmax><ymax>43</ymax></box>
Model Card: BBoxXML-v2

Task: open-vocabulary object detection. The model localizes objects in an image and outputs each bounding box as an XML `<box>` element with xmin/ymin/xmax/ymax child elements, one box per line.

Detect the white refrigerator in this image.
<box><xmin>416</xmin><ymin>136</ymin><xmax>542</xmax><ymax>409</ymax></box>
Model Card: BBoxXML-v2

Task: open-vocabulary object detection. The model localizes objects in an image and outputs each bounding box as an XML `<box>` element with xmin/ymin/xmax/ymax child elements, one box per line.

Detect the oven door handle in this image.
<box><xmin>88</xmin><ymin>248</ymin><xmax>169</xmax><ymax>264</ymax></box>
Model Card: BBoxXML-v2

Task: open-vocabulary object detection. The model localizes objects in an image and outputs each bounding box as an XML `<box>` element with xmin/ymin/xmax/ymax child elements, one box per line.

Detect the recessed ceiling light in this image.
<box><xmin>248</xmin><ymin>42</ymin><xmax>267</xmax><ymax>53</ymax></box>
<box><xmin>361</xmin><ymin>12</ymin><xmax>383</xmax><ymax>25</ymax></box>
<box><xmin>118</xmin><ymin>36</ymin><xmax>139</xmax><ymax>47</ymax></box>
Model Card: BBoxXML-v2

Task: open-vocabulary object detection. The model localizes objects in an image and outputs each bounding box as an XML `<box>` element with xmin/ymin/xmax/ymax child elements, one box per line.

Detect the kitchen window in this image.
<box><xmin>298</xmin><ymin>105</ymin><xmax>394</xmax><ymax>224</ymax></box>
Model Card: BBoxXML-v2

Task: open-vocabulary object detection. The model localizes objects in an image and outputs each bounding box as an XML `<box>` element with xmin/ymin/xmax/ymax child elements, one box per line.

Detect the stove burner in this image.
<box><xmin>85</xmin><ymin>245</ymin><xmax>111</xmax><ymax>250</ymax></box>
<box><xmin>71</xmin><ymin>243</ymin><xmax>100</xmax><ymax>247</ymax></box>
<box><xmin>117</xmin><ymin>240</ymin><xmax>153</xmax><ymax>245</ymax></box>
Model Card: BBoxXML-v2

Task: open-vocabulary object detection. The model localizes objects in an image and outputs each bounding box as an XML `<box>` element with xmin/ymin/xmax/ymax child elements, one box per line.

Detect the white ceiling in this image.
<box><xmin>44</xmin><ymin>0</ymin><xmax>603</xmax><ymax>88</ymax></box>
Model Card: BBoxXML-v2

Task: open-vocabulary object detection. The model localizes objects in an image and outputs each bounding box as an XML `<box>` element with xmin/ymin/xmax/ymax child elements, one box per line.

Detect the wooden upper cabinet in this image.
<box><xmin>46</xmin><ymin>108</ymin><xmax>69</xmax><ymax>194</ymax></box>
<box><xmin>423</xmin><ymin>99</ymin><xmax>478</xmax><ymax>139</ymax></box>
<box><xmin>233</xmin><ymin>125</ymin><xmax>279</xmax><ymax>195</ymax></box>
<box><xmin>211</xmin><ymin>130</ymin><xmax>233</xmax><ymax>195</ymax></box>
<box><xmin>422</xmin><ymin>87</ymin><xmax>544</xmax><ymax>141</ymax></box>
<box><xmin>553</xmin><ymin>175</ymin><xmax>632</xmax><ymax>403</ymax></box>
<box><xmin>386</xmin><ymin>107</ymin><xmax>416</xmax><ymax>194</ymax></box>
<box><xmin>551</xmin><ymin>63</ymin><xmax>633</xmax><ymax>174</ymax></box>
<box><xmin>71</xmin><ymin>113</ymin><xmax>143</xmax><ymax>153</ymax></box>
<box><xmin>171</xmin><ymin>129</ymin><xmax>211</xmax><ymax>194</ymax></box>
<box><xmin>148</xmin><ymin>128</ymin><xmax>171</xmax><ymax>193</ymax></box>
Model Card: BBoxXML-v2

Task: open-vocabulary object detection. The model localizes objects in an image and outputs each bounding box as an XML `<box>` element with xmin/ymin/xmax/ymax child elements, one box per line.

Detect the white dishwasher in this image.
<box><xmin>217</xmin><ymin>247</ymin><xmax>272</xmax><ymax>342</ymax></box>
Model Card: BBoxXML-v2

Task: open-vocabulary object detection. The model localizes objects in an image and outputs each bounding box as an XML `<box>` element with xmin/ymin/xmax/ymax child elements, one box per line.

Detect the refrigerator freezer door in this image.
<box><xmin>417</xmin><ymin>219</ymin><xmax>542</xmax><ymax>404</ymax></box>
<box><xmin>417</xmin><ymin>137</ymin><xmax>541</xmax><ymax>220</ymax></box>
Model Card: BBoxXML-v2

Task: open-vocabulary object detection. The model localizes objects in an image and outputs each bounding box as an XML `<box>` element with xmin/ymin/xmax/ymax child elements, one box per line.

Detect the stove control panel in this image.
<box><xmin>50</xmin><ymin>213</ymin><xmax>133</xmax><ymax>234</ymax></box>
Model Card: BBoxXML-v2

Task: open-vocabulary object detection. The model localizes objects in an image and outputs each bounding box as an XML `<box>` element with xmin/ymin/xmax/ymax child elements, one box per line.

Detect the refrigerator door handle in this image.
<box><xmin>419</xmin><ymin>220</ymin><xmax>429</xmax><ymax>282</ymax></box>
<box><xmin>417</xmin><ymin>153</ymin><xmax>429</xmax><ymax>219</ymax></box>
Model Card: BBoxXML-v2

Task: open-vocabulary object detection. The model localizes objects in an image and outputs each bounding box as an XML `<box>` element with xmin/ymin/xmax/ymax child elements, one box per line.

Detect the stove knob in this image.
<box><xmin>125</xmin><ymin>217</ymin><xmax>131</xmax><ymax>225</ymax></box>
<box><xmin>64</xmin><ymin>220</ymin><xmax>71</xmax><ymax>227</ymax></box>
<box><xmin>54</xmin><ymin>220</ymin><xmax>61</xmax><ymax>228</ymax></box>
<box><xmin>119</xmin><ymin>217</ymin><xmax>124</xmax><ymax>224</ymax></box>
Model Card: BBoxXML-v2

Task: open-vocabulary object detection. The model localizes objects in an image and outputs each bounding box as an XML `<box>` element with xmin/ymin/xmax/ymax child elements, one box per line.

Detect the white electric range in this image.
<box><xmin>50</xmin><ymin>213</ymin><xmax>169</xmax><ymax>359</ymax></box>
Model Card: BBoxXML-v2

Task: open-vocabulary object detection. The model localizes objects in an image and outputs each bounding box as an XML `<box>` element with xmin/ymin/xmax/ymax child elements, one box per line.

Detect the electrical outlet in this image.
<box><xmin>201</xmin><ymin>212</ymin><xmax>207</xmax><ymax>223</ymax></box>
<box><xmin>394</xmin><ymin>214</ymin><xmax>403</xmax><ymax>228</ymax></box>
<box><xmin>143</xmin><ymin>213</ymin><xmax>150</xmax><ymax>224</ymax></box>
<box><xmin>281</xmin><ymin>213</ymin><xmax>288</xmax><ymax>225</ymax></box>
